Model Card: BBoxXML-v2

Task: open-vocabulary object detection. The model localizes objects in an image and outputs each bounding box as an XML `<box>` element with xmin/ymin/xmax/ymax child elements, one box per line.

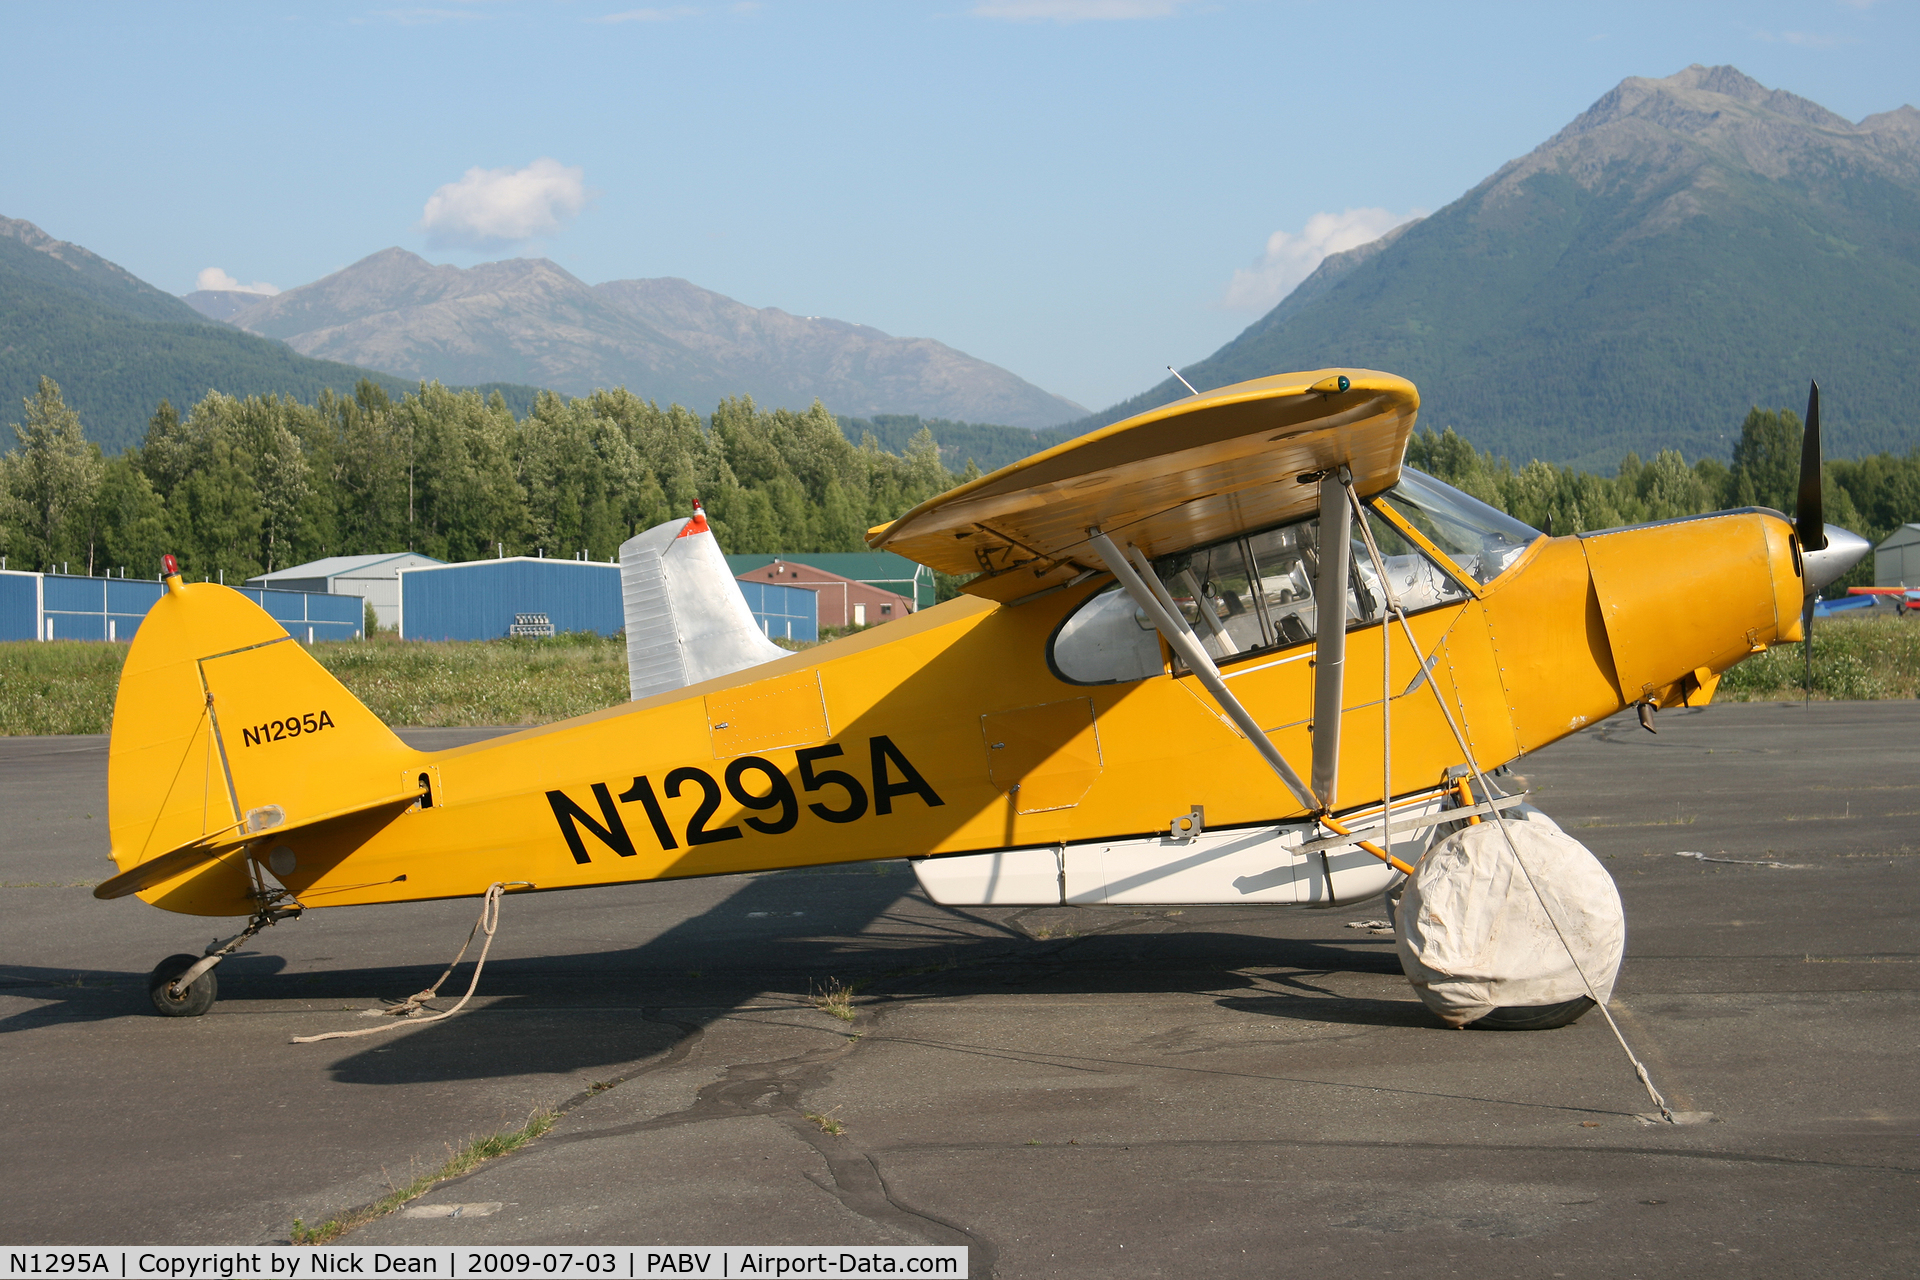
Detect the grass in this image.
<box><xmin>1720</xmin><ymin>614</ymin><xmax>1920</xmax><ymax>701</ymax></box>
<box><xmin>289</xmin><ymin>1108</ymin><xmax>555</xmax><ymax>1245</ymax></box>
<box><xmin>0</xmin><ymin>641</ymin><xmax>128</xmax><ymax>735</ymax></box>
<box><xmin>804</xmin><ymin>1108</ymin><xmax>846</xmax><ymax>1136</ymax></box>
<box><xmin>7</xmin><ymin>611</ymin><xmax>1918</xmax><ymax>737</ymax></box>
<box><xmin>0</xmin><ymin>632</ymin><xmax>630</xmax><ymax>735</ymax></box>
<box><xmin>810</xmin><ymin>976</ymin><xmax>861</xmax><ymax>1023</ymax></box>
<box><xmin>314</xmin><ymin>632</ymin><xmax>627</xmax><ymax>727</ymax></box>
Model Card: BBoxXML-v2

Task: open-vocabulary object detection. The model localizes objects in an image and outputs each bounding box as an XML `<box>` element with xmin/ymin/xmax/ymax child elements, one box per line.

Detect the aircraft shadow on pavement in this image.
<box><xmin>0</xmin><ymin>869</ymin><xmax>1432</xmax><ymax>1073</ymax></box>
<box><xmin>1215</xmin><ymin>992</ymin><xmax>1439</xmax><ymax>1029</ymax></box>
<box><xmin>0</xmin><ymin>955</ymin><xmax>291</xmax><ymax>1033</ymax></box>
<box><xmin>305</xmin><ymin>874</ymin><xmax>1426</xmax><ymax>1084</ymax></box>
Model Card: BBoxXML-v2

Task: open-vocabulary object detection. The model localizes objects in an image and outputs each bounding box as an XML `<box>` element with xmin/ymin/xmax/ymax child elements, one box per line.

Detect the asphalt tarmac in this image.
<box><xmin>1</xmin><ymin>702</ymin><xmax>1915</xmax><ymax>1276</ymax></box>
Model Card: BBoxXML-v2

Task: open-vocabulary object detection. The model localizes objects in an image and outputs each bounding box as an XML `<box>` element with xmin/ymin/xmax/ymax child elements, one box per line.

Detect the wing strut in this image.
<box><xmin>1089</xmin><ymin>505</ymin><xmax>1416</xmax><ymax>878</ymax></box>
<box><xmin>1086</xmin><ymin>529</ymin><xmax>1319</xmax><ymax>812</ymax></box>
<box><xmin>1309</xmin><ymin>469</ymin><xmax>1352</xmax><ymax>809</ymax></box>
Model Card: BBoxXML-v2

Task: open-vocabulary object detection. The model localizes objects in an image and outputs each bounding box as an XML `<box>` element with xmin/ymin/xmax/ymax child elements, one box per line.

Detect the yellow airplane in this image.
<box><xmin>94</xmin><ymin>369</ymin><xmax>1864</xmax><ymax>1023</ymax></box>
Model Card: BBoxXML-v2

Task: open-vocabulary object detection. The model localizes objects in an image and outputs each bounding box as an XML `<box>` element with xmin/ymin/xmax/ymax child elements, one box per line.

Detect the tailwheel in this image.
<box><xmin>149</xmin><ymin>953</ymin><xmax>218</xmax><ymax>1018</ymax></box>
<box><xmin>143</xmin><ymin>888</ymin><xmax>301</xmax><ymax>1019</ymax></box>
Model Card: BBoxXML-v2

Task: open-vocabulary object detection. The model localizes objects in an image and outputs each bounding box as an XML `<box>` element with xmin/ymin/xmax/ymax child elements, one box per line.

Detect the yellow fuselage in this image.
<box><xmin>118</xmin><ymin>506</ymin><xmax>1804</xmax><ymax>918</ymax></box>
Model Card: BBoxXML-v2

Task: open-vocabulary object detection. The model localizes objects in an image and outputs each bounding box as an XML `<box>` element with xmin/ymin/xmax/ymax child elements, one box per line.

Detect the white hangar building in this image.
<box><xmin>246</xmin><ymin>552</ymin><xmax>444</xmax><ymax>631</ymax></box>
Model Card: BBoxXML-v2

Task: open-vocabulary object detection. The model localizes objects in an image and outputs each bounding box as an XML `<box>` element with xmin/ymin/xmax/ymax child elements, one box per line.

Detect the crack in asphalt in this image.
<box><xmin>547</xmin><ymin>999</ymin><xmax>999</xmax><ymax>1277</ymax></box>
<box><xmin>511</xmin><ymin>925</ymin><xmax>1224</xmax><ymax>1270</ymax></box>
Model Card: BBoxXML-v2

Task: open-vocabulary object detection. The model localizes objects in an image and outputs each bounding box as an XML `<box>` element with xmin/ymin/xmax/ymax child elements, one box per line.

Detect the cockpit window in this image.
<box><xmin>1377</xmin><ymin>469</ymin><xmax>1540</xmax><ymax>586</ymax></box>
<box><xmin>1048</xmin><ymin>583</ymin><xmax>1165</xmax><ymax>685</ymax></box>
<box><xmin>1049</xmin><ymin>502</ymin><xmax>1472</xmax><ymax>686</ymax></box>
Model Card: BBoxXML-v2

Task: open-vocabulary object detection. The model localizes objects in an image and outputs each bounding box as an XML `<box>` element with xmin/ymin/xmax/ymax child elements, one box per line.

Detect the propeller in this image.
<box><xmin>1797</xmin><ymin>379</ymin><xmax>1824</xmax><ymax>706</ymax></box>
<box><xmin>1796</xmin><ymin>380</ymin><xmax>1827</xmax><ymax>554</ymax></box>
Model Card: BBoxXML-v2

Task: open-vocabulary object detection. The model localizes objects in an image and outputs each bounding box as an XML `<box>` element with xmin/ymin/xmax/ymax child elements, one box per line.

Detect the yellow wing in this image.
<box><xmin>868</xmin><ymin>369</ymin><xmax>1419</xmax><ymax>601</ymax></box>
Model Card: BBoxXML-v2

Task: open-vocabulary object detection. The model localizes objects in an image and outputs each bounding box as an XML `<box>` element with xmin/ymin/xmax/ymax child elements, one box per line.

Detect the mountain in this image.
<box><xmin>182</xmin><ymin>289</ymin><xmax>273</xmax><ymax>322</ymax></box>
<box><xmin>594</xmin><ymin>277</ymin><xmax>1085</xmax><ymax>428</ymax></box>
<box><xmin>0</xmin><ymin>217</ymin><xmax>496</xmax><ymax>454</ymax></box>
<box><xmin>221</xmin><ymin>249</ymin><xmax>732</xmax><ymax>407</ymax></box>
<box><xmin>1080</xmin><ymin>66</ymin><xmax>1920</xmax><ymax>471</ymax></box>
<box><xmin>837</xmin><ymin>412</ymin><xmax>1079</xmax><ymax>474</ymax></box>
<box><xmin>217</xmin><ymin>250</ymin><xmax>1083</xmax><ymax>429</ymax></box>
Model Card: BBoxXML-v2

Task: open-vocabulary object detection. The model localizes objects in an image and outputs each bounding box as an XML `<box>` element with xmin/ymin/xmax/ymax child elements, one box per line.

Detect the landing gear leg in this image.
<box><xmin>147</xmin><ymin>890</ymin><xmax>301</xmax><ymax>1018</ymax></box>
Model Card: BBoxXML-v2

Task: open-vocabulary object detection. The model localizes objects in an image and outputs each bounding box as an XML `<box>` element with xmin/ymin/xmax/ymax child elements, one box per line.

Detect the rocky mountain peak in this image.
<box><xmin>1483</xmin><ymin>64</ymin><xmax>1919</xmax><ymax>212</ymax></box>
<box><xmin>1556</xmin><ymin>64</ymin><xmax>1856</xmax><ymax>145</ymax></box>
<box><xmin>1077</xmin><ymin>65</ymin><xmax>1920</xmax><ymax>469</ymax></box>
<box><xmin>196</xmin><ymin>251</ymin><xmax>1080</xmax><ymax>426</ymax></box>
<box><xmin>0</xmin><ymin>214</ymin><xmax>203</xmax><ymax>325</ymax></box>
<box><xmin>2</xmin><ymin>215</ymin><xmax>160</xmax><ymax>293</ymax></box>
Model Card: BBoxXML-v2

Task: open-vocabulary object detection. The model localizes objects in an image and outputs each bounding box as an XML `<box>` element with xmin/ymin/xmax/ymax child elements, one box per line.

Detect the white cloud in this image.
<box><xmin>418</xmin><ymin>157</ymin><xmax>590</xmax><ymax>247</ymax></box>
<box><xmin>972</xmin><ymin>0</ymin><xmax>1195</xmax><ymax>22</ymax></box>
<box><xmin>195</xmin><ymin>267</ymin><xmax>279</xmax><ymax>296</ymax></box>
<box><xmin>1222</xmin><ymin>207</ymin><xmax>1423</xmax><ymax>312</ymax></box>
<box><xmin>593</xmin><ymin>6</ymin><xmax>699</xmax><ymax>21</ymax></box>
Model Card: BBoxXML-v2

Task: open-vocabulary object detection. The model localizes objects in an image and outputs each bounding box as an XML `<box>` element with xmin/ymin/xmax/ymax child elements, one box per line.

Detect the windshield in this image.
<box><xmin>1377</xmin><ymin>469</ymin><xmax>1540</xmax><ymax>585</ymax></box>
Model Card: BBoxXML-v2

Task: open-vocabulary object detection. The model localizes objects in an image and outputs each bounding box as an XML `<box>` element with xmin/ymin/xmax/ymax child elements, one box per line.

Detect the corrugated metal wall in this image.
<box><xmin>236</xmin><ymin>586</ymin><xmax>363</xmax><ymax>642</ymax></box>
<box><xmin>736</xmin><ymin>580</ymin><xmax>819</xmax><ymax>642</ymax></box>
<box><xmin>399</xmin><ymin>559</ymin><xmax>625</xmax><ymax>641</ymax></box>
<box><xmin>0</xmin><ymin>572</ymin><xmax>362</xmax><ymax>642</ymax></box>
<box><xmin>0</xmin><ymin>572</ymin><xmax>38</xmax><ymax>642</ymax></box>
<box><xmin>399</xmin><ymin>558</ymin><xmax>818</xmax><ymax>643</ymax></box>
<box><xmin>1876</xmin><ymin>528</ymin><xmax>1920</xmax><ymax>588</ymax></box>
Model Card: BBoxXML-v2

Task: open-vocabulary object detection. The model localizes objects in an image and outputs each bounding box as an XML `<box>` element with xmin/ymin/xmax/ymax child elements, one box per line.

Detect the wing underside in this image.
<box><xmin>868</xmin><ymin>369</ymin><xmax>1419</xmax><ymax>601</ymax></box>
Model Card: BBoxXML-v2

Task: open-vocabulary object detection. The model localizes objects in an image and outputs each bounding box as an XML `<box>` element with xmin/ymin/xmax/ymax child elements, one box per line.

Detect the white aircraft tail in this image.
<box><xmin>621</xmin><ymin>503</ymin><xmax>789</xmax><ymax>701</ymax></box>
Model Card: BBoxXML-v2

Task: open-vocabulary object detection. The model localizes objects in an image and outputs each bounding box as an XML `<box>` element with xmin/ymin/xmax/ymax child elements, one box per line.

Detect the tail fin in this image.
<box><xmin>621</xmin><ymin>502</ymin><xmax>788</xmax><ymax>701</ymax></box>
<box><xmin>104</xmin><ymin>578</ymin><xmax>419</xmax><ymax>915</ymax></box>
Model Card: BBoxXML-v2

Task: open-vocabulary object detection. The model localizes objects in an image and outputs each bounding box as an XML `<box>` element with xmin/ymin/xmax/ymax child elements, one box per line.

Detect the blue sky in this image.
<box><xmin>3</xmin><ymin>1</ymin><xmax>1913</xmax><ymax>413</ymax></box>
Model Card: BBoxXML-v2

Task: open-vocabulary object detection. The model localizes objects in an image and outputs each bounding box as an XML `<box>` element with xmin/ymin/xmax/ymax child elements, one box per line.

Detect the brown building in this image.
<box><xmin>735</xmin><ymin>560</ymin><xmax>913</xmax><ymax>629</ymax></box>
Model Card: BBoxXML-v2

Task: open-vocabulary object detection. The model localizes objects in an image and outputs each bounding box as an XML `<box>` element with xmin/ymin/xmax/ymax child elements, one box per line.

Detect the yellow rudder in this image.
<box><xmin>105</xmin><ymin>577</ymin><xmax>419</xmax><ymax>916</ymax></box>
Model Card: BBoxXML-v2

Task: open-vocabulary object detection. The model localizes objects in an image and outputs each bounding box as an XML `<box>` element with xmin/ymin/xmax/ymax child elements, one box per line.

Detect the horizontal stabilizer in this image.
<box><xmin>94</xmin><ymin>789</ymin><xmax>422</xmax><ymax>900</ymax></box>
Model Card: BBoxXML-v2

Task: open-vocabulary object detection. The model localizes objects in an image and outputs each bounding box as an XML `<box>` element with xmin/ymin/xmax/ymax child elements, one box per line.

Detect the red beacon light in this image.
<box><xmin>678</xmin><ymin>499</ymin><xmax>712</xmax><ymax>539</ymax></box>
<box><xmin>161</xmin><ymin>554</ymin><xmax>180</xmax><ymax>577</ymax></box>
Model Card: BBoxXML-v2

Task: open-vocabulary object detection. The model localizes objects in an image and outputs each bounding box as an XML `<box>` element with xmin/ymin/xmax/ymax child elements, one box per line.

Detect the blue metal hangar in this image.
<box><xmin>397</xmin><ymin>555</ymin><xmax>821</xmax><ymax>643</ymax></box>
<box><xmin>398</xmin><ymin>557</ymin><xmax>623</xmax><ymax>641</ymax></box>
<box><xmin>0</xmin><ymin>569</ymin><xmax>362</xmax><ymax>643</ymax></box>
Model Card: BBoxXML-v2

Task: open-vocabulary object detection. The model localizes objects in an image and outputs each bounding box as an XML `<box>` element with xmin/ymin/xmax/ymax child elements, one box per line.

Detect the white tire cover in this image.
<box><xmin>1394</xmin><ymin>814</ymin><xmax>1624</xmax><ymax>1027</ymax></box>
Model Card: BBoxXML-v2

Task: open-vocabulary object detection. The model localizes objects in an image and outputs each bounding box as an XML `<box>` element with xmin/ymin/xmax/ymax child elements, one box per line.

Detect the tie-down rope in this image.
<box><xmin>291</xmin><ymin>881</ymin><xmax>523</xmax><ymax>1044</ymax></box>
<box><xmin>1348</xmin><ymin>489</ymin><xmax>1675</xmax><ymax>1123</ymax></box>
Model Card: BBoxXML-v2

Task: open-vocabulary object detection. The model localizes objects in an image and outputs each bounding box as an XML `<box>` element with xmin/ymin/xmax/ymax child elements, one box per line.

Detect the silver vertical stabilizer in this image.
<box><xmin>620</xmin><ymin>506</ymin><xmax>789</xmax><ymax>702</ymax></box>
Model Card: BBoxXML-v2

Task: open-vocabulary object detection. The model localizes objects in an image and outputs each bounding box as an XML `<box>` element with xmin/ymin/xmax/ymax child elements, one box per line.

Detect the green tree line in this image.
<box><xmin>5</xmin><ymin>376</ymin><xmax>1913</xmax><ymax>599</ymax></box>
<box><xmin>1408</xmin><ymin>406</ymin><xmax>1920</xmax><ymax>594</ymax></box>
<box><xmin>0</xmin><ymin>376</ymin><xmax>971</xmax><ymax>583</ymax></box>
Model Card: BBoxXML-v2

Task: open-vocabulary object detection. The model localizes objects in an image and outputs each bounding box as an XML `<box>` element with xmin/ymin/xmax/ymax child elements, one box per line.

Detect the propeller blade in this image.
<box><xmin>1797</xmin><ymin>380</ymin><xmax>1827</xmax><ymax>553</ymax></box>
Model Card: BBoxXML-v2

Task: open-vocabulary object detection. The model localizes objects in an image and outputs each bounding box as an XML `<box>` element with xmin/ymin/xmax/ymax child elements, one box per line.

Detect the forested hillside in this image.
<box><xmin>1406</xmin><ymin>408</ymin><xmax>1920</xmax><ymax>595</ymax></box>
<box><xmin>837</xmin><ymin>413</ymin><xmax>1073</xmax><ymax>475</ymax></box>
<box><xmin>1072</xmin><ymin>67</ymin><xmax>1920</xmax><ymax>471</ymax></box>
<box><xmin>0</xmin><ymin>218</ymin><xmax>546</xmax><ymax>454</ymax></box>
<box><xmin>0</xmin><ymin>378</ymin><xmax>959</xmax><ymax>587</ymax></box>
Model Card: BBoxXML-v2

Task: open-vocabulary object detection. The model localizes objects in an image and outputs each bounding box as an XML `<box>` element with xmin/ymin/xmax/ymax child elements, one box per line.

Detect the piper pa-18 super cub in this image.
<box><xmin>95</xmin><ymin>369</ymin><xmax>1866</xmax><ymax>1028</ymax></box>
